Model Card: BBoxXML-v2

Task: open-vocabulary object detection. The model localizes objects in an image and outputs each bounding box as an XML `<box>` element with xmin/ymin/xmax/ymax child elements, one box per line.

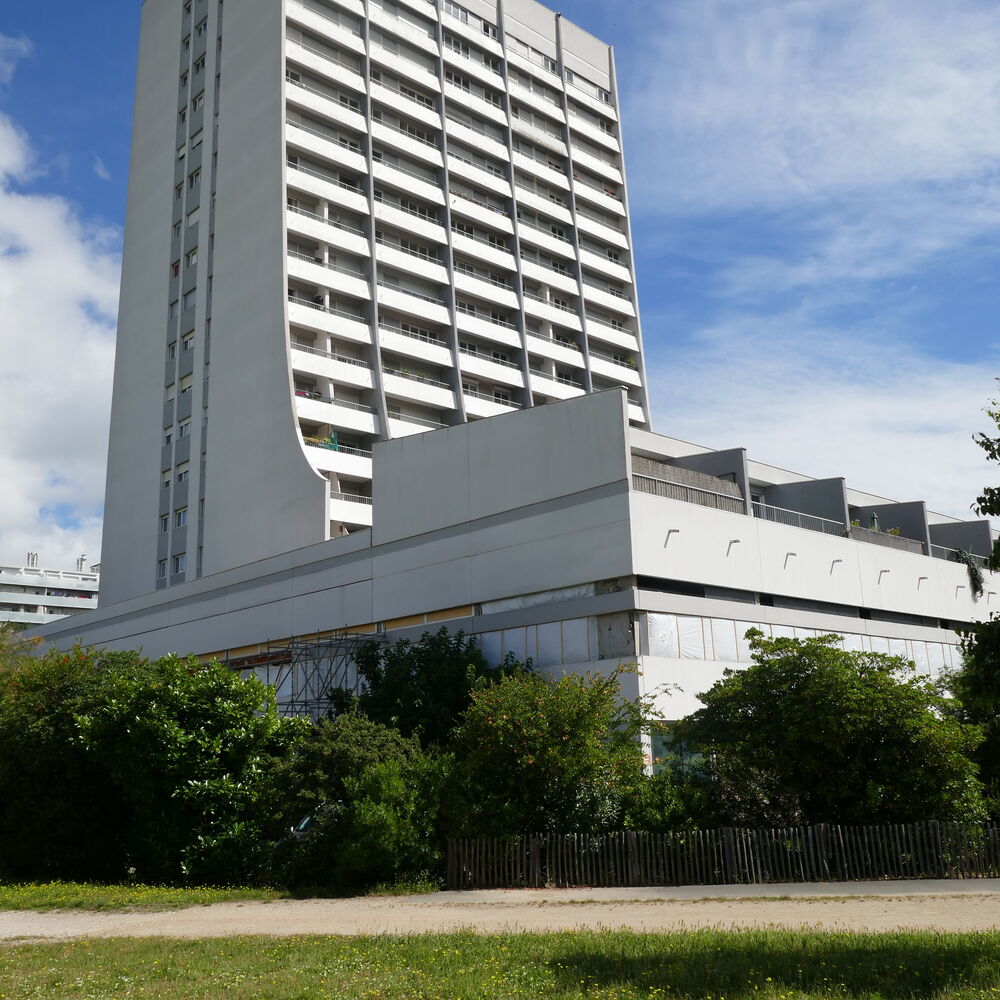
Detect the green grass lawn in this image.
<box><xmin>0</xmin><ymin>882</ymin><xmax>287</xmax><ymax>912</ymax></box>
<box><xmin>3</xmin><ymin>930</ymin><xmax>1000</xmax><ymax>999</ymax></box>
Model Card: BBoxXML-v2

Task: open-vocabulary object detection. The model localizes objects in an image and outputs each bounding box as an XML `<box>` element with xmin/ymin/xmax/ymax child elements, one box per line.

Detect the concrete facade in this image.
<box><xmin>36</xmin><ymin>391</ymin><xmax>997</xmax><ymax>720</ymax></box>
<box><xmin>0</xmin><ymin>560</ymin><xmax>100</xmax><ymax>629</ymax></box>
<box><xmin>100</xmin><ymin>0</ymin><xmax>650</xmax><ymax>607</ymax></box>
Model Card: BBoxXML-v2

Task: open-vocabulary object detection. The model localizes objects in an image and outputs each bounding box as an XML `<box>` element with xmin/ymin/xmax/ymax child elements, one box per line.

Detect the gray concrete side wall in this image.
<box><xmin>373</xmin><ymin>389</ymin><xmax>631</xmax><ymax>545</ymax></box>
<box><xmin>766</xmin><ymin>478</ymin><xmax>849</xmax><ymax>525</ymax></box>
<box><xmin>929</xmin><ymin>520</ymin><xmax>993</xmax><ymax>558</ymax></box>
<box><xmin>204</xmin><ymin>0</ymin><xmax>329</xmax><ymax>575</ymax></box>
<box><xmin>852</xmin><ymin>501</ymin><xmax>931</xmax><ymax>548</ymax></box>
<box><xmin>99</xmin><ymin>0</ymin><xmax>185</xmax><ymax>605</ymax></box>
<box><xmin>673</xmin><ymin>448</ymin><xmax>750</xmax><ymax>511</ymax></box>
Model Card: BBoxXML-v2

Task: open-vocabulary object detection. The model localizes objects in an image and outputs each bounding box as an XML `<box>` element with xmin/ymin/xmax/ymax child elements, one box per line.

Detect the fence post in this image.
<box><xmin>721</xmin><ymin>827</ymin><xmax>738</xmax><ymax>883</ymax></box>
<box><xmin>930</xmin><ymin>820</ymin><xmax>945</xmax><ymax>878</ymax></box>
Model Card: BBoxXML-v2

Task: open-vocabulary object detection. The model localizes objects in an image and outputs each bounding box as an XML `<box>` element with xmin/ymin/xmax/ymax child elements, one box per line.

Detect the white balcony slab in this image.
<box><xmin>519</xmin><ymin>259</ymin><xmax>579</xmax><ymax>296</ymax></box>
<box><xmin>459</xmin><ymin>353</ymin><xmax>525</xmax><ymax>388</ymax></box>
<box><xmin>446</xmin><ymin>156</ymin><xmax>511</xmax><ymax>198</ymax></box>
<box><xmin>510</xmin><ymin>118</ymin><xmax>567</xmax><ymax>158</ymax></box>
<box><xmin>287</xmin><ymin>300</ymin><xmax>371</xmax><ymax>343</ymax></box>
<box><xmin>579</xmin><ymin>247</ymin><xmax>632</xmax><ymax>285</ymax></box>
<box><xmin>369</xmin><ymin>81</ymin><xmax>442</xmax><ymax>130</ymax></box>
<box><xmin>523</xmin><ymin>296</ymin><xmax>583</xmax><ymax>330</ymax></box>
<box><xmin>508</xmin><ymin>81</ymin><xmax>566</xmax><ymax>124</ymax></box>
<box><xmin>288</xmin><ymin>256</ymin><xmax>371</xmax><ymax>300</ymax></box>
<box><xmin>512</xmin><ymin>151</ymin><xmax>570</xmax><ymax>189</ymax></box>
<box><xmin>329</xmin><ymin>495</ymin><xmax>374</xmax><ymax>527</ymax></box>
<box><xmin>373</xmin><ymin>202</ymin><xmax>448</xmax><ymax>244</ymax></box>
<box><xmin>440</xmin><ymin>13</ymin><xmax>504</xmax><ymax>57</ymax></box>
<box><xmin>441</xmin><ymin>48</ymin><xmax>505</xmax><ymax>91</ymax></box>
<box><xmin>582</xmin><ymin>284</ymin><xmax>636</xmax><ymax>317</ymax></box>
<box><xmin>382</xmin><ymin>372</ymin><xmax>456</xmax><ymax>409</ymax></box>
<box><xmin>374</xmin><ymin>243</ymin><xmax>448</xmax><ymax>284</ymax></box>
<box><xmin>450</xmin><ymin>232</ymin><xmax>516</xmax><ymax>271</ymax></box>
<box><xmin>463</xmin><ymin>394</ymin><xmax>519</xmax><ymax>419</ymax></box>
<box><xmin>286</xmin><ymin>4</ymin><xmax>365</xmax><ymax>55</ymax></box>
<box><xmin>295</xmin><ymin>396</ymin><xmax>378</xmax><ymax>434</ymax></box>
<box><xmin>305</xmin><ymin>443</ymin><xmax>374</xmax><ymax>478</ymax></box>
<box><xmin>506</xmin><ymin>50</ymin><xmax>563</xmax><ymax>92</ymax></box>
<box><xmin>455</xmin><ymin>312</ymin><xmax>522</xmax><ymax>349</ymax></box>
<box><xmin>371</xmin><ymin>121</ymin><xmax>442</xmax><ymax>168</ymax></box>
<box><xmin>526</xmin><ymin>334</ymin><xmax>585</xmax><ymax>367</ymax></box>
<box><xmin>567</xmin><ymin>83</ymin><xmax>618</xmax><ymax>121</ymax></box>
<box><xmin>585</xmin><ymin>322</ymin><xmax>640</xmax><ymax>353</ymax></box>
<box><xmin>369</xmin><ymin>45</ymin><xmax>440</xmax><ymax>92</ymax></box>
<box><xmin>568</xmin><ymin>113</ymin><xmax>620</xmax><ymax>155</ymax></box>
<box><xmin>286</xmin><ymin>85</ymin><xmax>367</xmax><ymax>134</ymax></box>
<box><xmin>286</xmin><ymin>166</ymin><xmax>369</xmax><ymax>216</ymax></box>
<box><xmin>291</xmin><ymin>347</ymin><xmax>374</xmax><ymax>387</ymax></box>
<box><xmin>387</xmin><ymin>416</ymin><xmax>442</xmax><ymax>438</ymax></box>
<box><xmin>515</xmin><ymin>187</ymin><xmax>573</xmax><ymax>225</ymax></box>
<box><xmin>378</xmin><ymin>328</ymin><xmax>453</xmax><ymax>367</ymax></box>
<box><xmin>575</xmin><ymin>213</ymin><xmax>629</xmax><ymax>251</ymax></box>
<box><xmin>444</xmin><ymin>118</ymin><xmax>509</xmax><ymax>162</ymax></box>
<box><xmin>529</xmin><ymin>373</ymin><xmax>585</xmax><ymax>400</ymax></box>
<box><xmin>628</xmin><ymin>402</ymin><xmax>647</xmax><ymax>425</ymax></box>
<box><xmin>573</xmin><ymin>182</ymin><xmax>626</xmax><ymax>219</ymax></box>
<box><xmin>453</xmin><ymin>272</ymin><xmax>519</xmax><ymax>309</ymax></box>
<box><xmin>589</xmin><ymin>355</ymin><xmax>642</xmax><ymax>387</ymax></box>
<box><xmin>371</xmin><ymin>160</ymin><xmax>444</xmax><ymax>205</ymax></box>
<box><xmin>517</xmin><ymin>222</ymin><xmax>576</xmax><ymax>260</ymax></box>
<box><xmin>286</xmin><ymin>211</ymin><xmax>370</xmax><ymax>258</ymax></box>
<box><xmin>376</xmin><ymin>285</ymin><xmax>451</xmax><ymax>325</ymax></box>
<box><xmin>368</xmin><ymin>6</ymin><xmax>437</xmax><ymax>55</ymax></box>
<box><xmin>285</xmin><ymin>40</ymin><xmax>365</xmax><ymax>97</ymax></box>
<box><xmin>284</xmin><ymin>122</ymin><xmax>368</xmax><ymax>174</ymax></box>
<box><xmin>571</xmin><ymin>146</ymin><xmax>623</xmax><ymax>185</ymax></box>
<box><xmin>443</xmin><ymin>84</ymin><xmax>508</xmax><ymax>128</ymax></box>
<box><xmin>449</xmin><ymin>194</ymin><xmax>514</xmax><ymax>233</ymax></box>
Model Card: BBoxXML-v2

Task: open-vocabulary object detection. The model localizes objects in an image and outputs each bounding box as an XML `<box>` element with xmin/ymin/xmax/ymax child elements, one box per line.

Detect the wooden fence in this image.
<box><xmin>446</xmin><ymin>823</ymin><xmax>1000</xmax><ymax>890</ymax></box>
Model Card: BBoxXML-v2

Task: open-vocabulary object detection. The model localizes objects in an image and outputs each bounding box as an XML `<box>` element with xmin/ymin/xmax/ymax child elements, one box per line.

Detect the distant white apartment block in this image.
<box><xmin>0</xmin><ymin>554</ymin><xmax>99</xmax><ymax>630</ymax></box>
<box><xmin>100</xmin><ymin>0</ymin><xmax>649</xmax><ymax>607</ymax></box>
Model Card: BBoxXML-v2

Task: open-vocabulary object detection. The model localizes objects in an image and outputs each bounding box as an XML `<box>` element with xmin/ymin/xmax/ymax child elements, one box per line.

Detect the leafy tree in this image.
<box><xmin>338</xmin><ymin>628</ymin><xmax>528</xmax><ymax>745</ymax></box>
<box><xmin>671</xmin><ymin>630</ymin><xmax>986</xmax><ymax>827</ymax></box>
<box><xmin>447</xmin><ymin>667</ymin><xmax>668</xmax><ymax>835</ymax></box>
<box><xmin>274</xmin><ymin>715</ymin><xmax>447</xmax><ymax>889</ymax></box>
<box><xmin>0</xmin><ymin>645</ymin><xmax>140</xmax><ymax>880</ymax></box>
<box><xmin>76</xmin><ymin>655</ymin><xmax>307</xmax><ymax>884</ymax></box>
<box><xmin>951</xmin><ymin>387</ymin><xmax>1000</xmax><ymax>807</ymax></box>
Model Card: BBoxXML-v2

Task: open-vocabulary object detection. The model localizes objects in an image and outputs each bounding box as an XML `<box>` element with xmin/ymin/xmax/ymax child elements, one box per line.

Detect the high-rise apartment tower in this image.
<box><xmin>101</xmin><ymin>0</ymin><xmax>650</xmax><ymax>605</ymax></box>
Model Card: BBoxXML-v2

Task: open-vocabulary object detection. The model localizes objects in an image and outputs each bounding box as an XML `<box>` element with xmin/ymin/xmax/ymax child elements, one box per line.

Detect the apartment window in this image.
<box><xmin>543</xmin><ymin>56</ymin><xmax>558</xmax><ymax>73</ymax></box>
<box><xmin>159</xmin><ymin>515</ymin><xmax>169</xmax><ymax>534</ymax></box>
<box><xmin>564</xmin><ymin>68</ymin><xmax>575</xmax><ymax>84</ymax></box>
<box><xmin>182</xmin><ymin>289</ymin><xmax>196</xmax><ymax>310</ymax></box>
<box><xmin>167</xmin><ymin>341</ymin><xmax>177</xmax><ymax>360</ymax></box>
<box><xmin>174</xmin><ymin>508</ymin><xmax>188</xmax><ymax>527</ymax></box>
<box><xmin>188</xmin><ymin>167</ymin><xmax>201</xmax><ymax>189</ymax></box>
<box><xmin>185</xmin><ymin>247</ymin><xmax>198</xmax><ymax>268</ymax></box>
<box><xmin>598</xmin><ymin>88</ymin><xmax>612</xmax><ymax>104</ymax></box>
<box><xmin>170</xmin><ymin>259</ymin><xmax>180</xmax><ymax>278</ymax></box>
<box><xmin>174</xmin><ymin>182</ymin><xmax>183</xmax><ymax>200</ymax></box>
<box><xmin>164</xmin><ymin>429</ymin><xmax>173</xmax><ymax>445</ymax></box>
<box><xmin>177</xmin><ymin>143</ymin><xmax>186</xmax><ymax>160</ymax></box>
<box><xmin>157</xmin><ymin>560</ymin><xmax>168</xmax><ymax>579</ymax></box>
<box><xmin>169</xmin><ymin>300</ymin><xmax>179</xmax><ymax>318</ymax></box>
<box><xmin>445</xmin><ymin>69</ymin><xmax>470</xmax><ymax>92</ymax></box>
<box><xmin>179</xmin><ymin>375</ymin><xmax>194</xmax><ymax>395</ymax></box>
<box><xmin>190</xmin><ymin>128</ymin><xmax>204</xmax><ymax>150</ymax></box>
<box><xmin>194</xmin><ymin>55</ymin><xmax>206</xmax><ymax>74</ymax></box>
<box><xmin>180</xmin><ymin>71</ymin><xmax>189</xmax><ymax>88</ymax></box>
<box><xmin>172</xmin><ymin>553</ymin><xmax>187</xmax><ymax>574</ymax></box>
<box><xmin>178</xmin><ymin>107</ymin><xmax>187</xmax><ymax>125</ymax></box>
<box><xmin>162</xmin><ymin>471</ymin><xmax>172</xmax><ymax>489</ymax></box>
<box><xmin>178</xmin><ymin>420</ymin><xmax>192</xmax><ymax>439</ymax></box>
<box><xmin>182</xmin><ymin>332</ymin><xmax>195</xmax><ymax>351</ymax></box>
<box><xmin>192</xmin><ymin>91</ymin><xmax>205</xmax><ymax>111</ymax></box>
<box><xmin>445</xmin><ymin>34</ymin><xmax>469</xmax><ymax>57</ymax></box>
<box><xmin>172</xmin><ymin>220</ymin><xmax>182</xmax><ymax>239</ymax></box>
<box><xmin>195</xmin><ymin>18</ymin><xmax>208</xmax><ymax>36</ymax></box>
<box><xmin>176</xmin><ymin>462</ymin><xmax>191</xmax><ymax>483</ymax></box>
<box><xmin>186</xmin><ymin>207</ymin><xmax>199</xmax><ymax>227</ymax></box>
<box><xmin>443</xmin><ymin>1</ymin><xmax>468</xmax><ymax>22</ymax></box>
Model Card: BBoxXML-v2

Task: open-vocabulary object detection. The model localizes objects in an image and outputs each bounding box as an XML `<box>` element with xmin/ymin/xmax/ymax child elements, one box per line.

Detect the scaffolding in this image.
<box><xmin>225</xmin><ymin>630</ymin><xmax>386</xmax><ymax>720</ymax></box>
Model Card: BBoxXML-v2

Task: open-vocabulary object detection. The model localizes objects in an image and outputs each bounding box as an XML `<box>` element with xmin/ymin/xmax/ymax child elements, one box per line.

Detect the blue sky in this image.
<box><xmin>0</xmin><ymin>0</ymin><xmax>998</xmax><ymax>568</ymax></box>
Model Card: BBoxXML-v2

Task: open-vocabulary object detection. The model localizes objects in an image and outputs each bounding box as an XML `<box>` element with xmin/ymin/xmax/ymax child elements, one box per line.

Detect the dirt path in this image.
<box><xmin>3</xmin><ymin>881</ymin><xmax>1000</xmax><ymax>940</ymax></box>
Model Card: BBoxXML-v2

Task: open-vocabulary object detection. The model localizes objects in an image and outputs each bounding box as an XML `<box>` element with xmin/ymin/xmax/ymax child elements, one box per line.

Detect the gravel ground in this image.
<box><xmin>3</xmin><ymin>880</ymin><xmax>1000</xmax><ymax>940</ymax></box>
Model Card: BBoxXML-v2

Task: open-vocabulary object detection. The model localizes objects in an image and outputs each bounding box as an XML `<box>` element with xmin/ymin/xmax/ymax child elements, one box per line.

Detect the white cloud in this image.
<box><xmin>0</xmin><ymin>35</ymin><xmax>30</xmax><ymax>86</ymax></box>
<box><xmin>626</xmin><ymin>0</ymin><xmax>1000</xmax><ymax>212</ymax></box>
<box><xmin>647</xmin><ymin>313</ymin><xmax>998</xmax><ymax>518</ymax></box>
<box><xmin>0</xmin><ymin>70</ymin><xmax>119</xmax><ymax>571</ymax></box>
<box><xmin>92</xmin><ymin>153</ymin><xmax>111</xmax><ymax>182</ymax></box>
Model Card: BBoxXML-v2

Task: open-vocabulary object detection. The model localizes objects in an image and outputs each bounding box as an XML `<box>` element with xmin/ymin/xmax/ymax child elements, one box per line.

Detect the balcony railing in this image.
<box><xmin>849</xmin><ymin>525</ymin><xmax>925</xmax><ymax>555</ymax></box>
<box><xmin>287</xmin><ymin>203</ymin><xmax>366</xmax><ymax>237</ymax></box>
<box><xmin>378</xmin><ymin>321</ymin><xmax>445</xmax><ymax>346</ymax></box>
<box><xmin>375</xmin><ymin>232</ymin><xmax>441</xmax><ymax>263</ymax></box>
<box><xmin>291</xmin><ymin>342</ymin><xmax>370</xmax><ymax>368</ymax></box>
<box><xmin>287</xmin><ymin>158</ymin><xmax>363</xmax><ymax>195</ymax></box>
<box><xmin>752</xmin><ymin>501</ymin><xmax>845</xmax><ymax>537</ymax></box>
<box><xmin>377</xmin><ymin>279</ymin><xmax>445</xmax><ymax>306</ymax></box>
<box><xmin>294</xmin><ymin>390</ymin><xmax>374</xmax><ymax>413</ymax></box>
<box><xmin>287</xmin><ymin>249</ymin><xmax>366</xmax><ymax>279</ymax></box>
<box><xmin>287</xmin><ymin>294</ymin><xmax>366</xmax><ymax>324</ymax></box>
<box><xmin>331</xmin><ymin>490</ymin><xmax>374</xmax><ymax>505</ymax></box>
<box><xmin>460</xmin><ymin>348</ymin><xmax>519</xmax><ymax>369</ymax></box>
<box><xmin>589</xmin><ymin>348</ymin><xmax>636</xmax><ymax>369</ymax></box>
<box><xmin>304</xmin><ymin>438</ymin><xmax>372</xmax><ymax>458</ymax></box>
<box><xmin>463</xmin><ymin>387</ymin><xmax>521</xmax><ymax>408</ymax></box>
<box><xmin>383</xmin><ymin>366</ymin><xmax>452</xmax><ymax>390</ymax></box>
<box><xmin>388</xmin><ymin>411</ymin><xmax>448</xmax><ymax>429</ymax></box>
<box><xmin>632</xmin><ymin>474</ymin><xmax>745</xmax><ymax>515</ymax></box>
<box><xmin>930</xmin><ymin>545</ymin><xmax>990</xmax><ymax>569</ymax></box>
